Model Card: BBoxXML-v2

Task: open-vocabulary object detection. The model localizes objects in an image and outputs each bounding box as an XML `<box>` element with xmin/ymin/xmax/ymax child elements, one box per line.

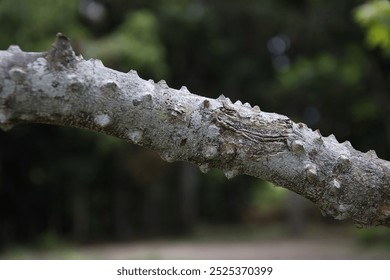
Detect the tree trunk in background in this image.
<box><xmin>112</xmin><ymin>181</ymin><xmax>133</xmax><ymax>240</ymax></box>
<box><xmin>179</xmin><ymin>162</ymin><xmax>199</xmax><ymax>230</ymax></box>
<box><xmin>142</xmin><ymin>183</ymin><xmax>162</xmax><ymax>236</ymax></box>
<box><xmin>72</xmin><ymin>183</ymin><xmax>89</xmax><ymax>241</ymax></box>
<box><xmin>287</xmin><ymin>192</ymin><xmax>306</xmax><ymax>236</ymax></box>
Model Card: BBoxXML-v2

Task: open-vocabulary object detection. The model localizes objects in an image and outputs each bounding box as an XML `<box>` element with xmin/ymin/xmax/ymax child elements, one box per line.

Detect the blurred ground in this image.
<box><xmin>2</xmin><ymin>224</ymin><xmax>390</xmax><ymax>260</ymax></box>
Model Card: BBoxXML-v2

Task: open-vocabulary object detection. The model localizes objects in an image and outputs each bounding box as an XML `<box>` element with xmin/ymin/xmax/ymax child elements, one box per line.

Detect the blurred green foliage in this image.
<box><xmin>356</xmin><ymin>227</ymin><xmax>390</xmax><ymax>248</ymax></box>
<box><xmin>278</xmin><ymin>48</ymin><xmax>365</xmax><ymax>90</ymax></box>
<box><xmin>83</xmin><ymin>10</ymin><xmax>168</xmax><ymax>78</ymax></box>
<box><xmin>354</xmin><ymin>0</ymin><xmax>390</xmax><ymax>55</ymax></box>
<box><xmin>0</xmin><ymin>0</ymin><xmax>390</xmax><ymax>250</ymax></box>
<box><xmin>0</xmin><ymin>0</ymin><xmax>85</xmax><ymax>51</ymax></box>
<box><xmin>249</xmin><ymin>182</ymin><xmax>287</xmax><ymax>218</ymax></box>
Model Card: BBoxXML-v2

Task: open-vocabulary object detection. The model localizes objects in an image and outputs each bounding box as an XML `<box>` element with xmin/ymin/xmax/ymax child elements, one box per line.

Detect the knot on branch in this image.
<box><xmin>47</xmin><ymin>33</ymin><xmax>76</xmax><ymax>70</ymax></box>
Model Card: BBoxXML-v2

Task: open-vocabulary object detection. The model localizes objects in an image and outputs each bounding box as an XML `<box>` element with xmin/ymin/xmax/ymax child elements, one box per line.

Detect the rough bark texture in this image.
<box><xmin>1</xmin><ymin>34</ymin><xmax>390</xmax><ymax>227</ymax></box>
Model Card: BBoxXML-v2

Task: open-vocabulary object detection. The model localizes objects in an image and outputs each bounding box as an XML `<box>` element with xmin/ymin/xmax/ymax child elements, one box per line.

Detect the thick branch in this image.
<box><xmin>1</xmin><ymin>34</ymin><xmax>390</xmax><ymax>227</ymax></box>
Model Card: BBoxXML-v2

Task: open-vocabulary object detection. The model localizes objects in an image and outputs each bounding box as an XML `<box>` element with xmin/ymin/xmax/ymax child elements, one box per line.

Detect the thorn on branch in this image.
<box><xmin>202</xmin><ymin>99</ymin><xmax>210</xmax><ymax>109</ymax></box>
<box><xmin>199</xmin><ymin>164</ymin><xmax>210</xmax><ymax>174</ymax></box>
<box><xmin>157</xmin><ymin>80</ymin><xmax>168</xmax><ymax>89</ymax></box>
<box><xmin>160</xmin><ymin>151</ymin><xmax>176</xmax><ymax>163</ymax></box>
<box><xmin>0</xmin><ymin>108</ymin><xmax>13</xmax><ymax>131</ymax></box>
<box><xmin>128</xmin><ymin>69</ymin><xmax>138</xmax><ymax>76</ymax></box>
<box><xmin>304</xmin><ymin>163</ymin><xmax>317</xmax><ymax>181</ymax></box>
<box><xmin>289</xmin><ymin>140</ymin><xmax>305</xmax><ymax>155</ymax></box>
<box><xmin>47</xmin><ymin>33</ymin><xmax>76</xmax><ymax>70</ymax></box>
<box><xmin>335</xmin><ymin>155</ymin><xmax>351</xmax><ymax>174</ymax></box>
<box><xmin>224</xmin><ymin>169</ymin><xmax>240</xmax><ymax>179</ymax></box>
<box><xmin>203</xmin><ymin>145</ymin><xmax>218</xmax><ymax>159</ymax></box>
<box><xmin>94</xmin><ymin>113</ymin><xmax>111</xmax><ymax>127</ymax></box>
<box><xmin>180</xmin><ymin>86</ymin><xmax>190</xmax><ymax>93</ymax></box>
<box><xmin>100</xmin><ymin>80</ymin><xmax>118</xmax><ymax>95</ymax></box>
<box><xmin>7</xmin><ymin>45</ymin><xmax>22</xmax><ymax>53</ymax></box>
<box><xmin>8</xmin><ymin>66</ymin><xmax>26</xmax><ymax>82</ymax></box>
<box><xmin>252</xmin><ymin>105</ymin><xmax>261</xmax><ymax>113</ymax></box>
<box><xmin>127</xmin><ymin>129</ymin><xmax>143</xmax><ymax>144</ymax></box>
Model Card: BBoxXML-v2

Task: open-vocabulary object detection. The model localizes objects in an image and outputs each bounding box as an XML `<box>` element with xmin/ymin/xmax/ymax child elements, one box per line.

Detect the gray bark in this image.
<box><xmin>1</xmin><ymin>34</ymin><xmax>390</xmax><ymax>227</ymax></box>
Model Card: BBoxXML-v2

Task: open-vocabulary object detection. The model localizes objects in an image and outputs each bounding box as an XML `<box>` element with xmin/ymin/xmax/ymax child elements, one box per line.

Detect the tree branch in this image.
<box><xmin>1</xmin><ymin>34</ymin><xmax>390</xmax><ymax>227</ymax></box>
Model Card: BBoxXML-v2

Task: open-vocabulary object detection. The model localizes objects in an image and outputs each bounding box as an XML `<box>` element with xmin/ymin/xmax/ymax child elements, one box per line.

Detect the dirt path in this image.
<box><xmin>6</xmin><ymin>237</ymin><xmax>387</xmax><ymax>260</ymax></box>
<box><xmin>3</xmin><ymin>224</ymin><xmax>390</xmax><ymax>259</ymax></box>
<box><xmin>75</xmin><ymin>238</ymin><xmax>389</xmax><ymax>260</ymax></box>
